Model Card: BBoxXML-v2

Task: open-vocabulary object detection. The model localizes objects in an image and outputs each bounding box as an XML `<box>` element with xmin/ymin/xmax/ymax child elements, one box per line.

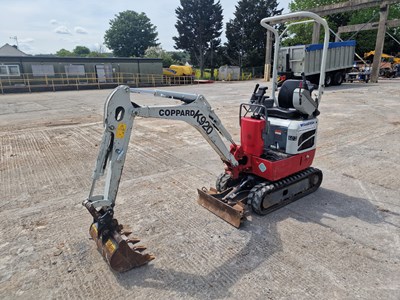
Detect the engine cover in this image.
<box><xmin>266</xmin><ymin>117</ymin><xmax>318</xmax><ymax>155</ymax></box>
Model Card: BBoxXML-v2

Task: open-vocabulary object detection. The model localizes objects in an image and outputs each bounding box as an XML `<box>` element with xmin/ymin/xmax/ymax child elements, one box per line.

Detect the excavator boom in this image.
<box><xmin>83</xmin><ymin>85</ymin><xmax>241</xmax><ymax>272</ymax></box>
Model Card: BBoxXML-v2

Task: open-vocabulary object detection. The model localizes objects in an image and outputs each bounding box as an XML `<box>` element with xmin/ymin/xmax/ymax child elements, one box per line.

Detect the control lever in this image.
<box><xmin>250</xmin><ymin>84</ymin><xmax>268</xmax><ymax>104</ymax></box>
<box><xmin>250</xmin><ymin>84</ymin><xmax>260</xmax><ymax>103</ymax></box>
<box><xmin>300</xmin><ymin>72</ymin><xmax>308</xmax><ymax>90</ymax></box>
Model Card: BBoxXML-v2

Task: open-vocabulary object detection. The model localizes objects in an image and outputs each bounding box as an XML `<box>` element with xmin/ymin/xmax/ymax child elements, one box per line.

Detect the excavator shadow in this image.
<box><xmin>112</xmin><ymin>187</ymin><xmax>398</xmax><ymax>298</ymax></box>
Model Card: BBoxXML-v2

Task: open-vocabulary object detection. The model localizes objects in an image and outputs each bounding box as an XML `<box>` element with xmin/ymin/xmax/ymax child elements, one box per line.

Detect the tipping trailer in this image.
<box><xmin>278</xmin><ymin>40</ymin><xmax>356</xmax><ymax>86</ymax></box>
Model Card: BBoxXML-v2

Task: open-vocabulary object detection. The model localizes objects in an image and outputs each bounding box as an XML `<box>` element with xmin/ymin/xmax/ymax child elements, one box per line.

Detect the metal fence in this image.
<box><xmin>0</xmin><ymin>67</ymin><xmax>264</xmax><ymax>94</ymax></box>
<box><xmin>0</xmin><ymin>72</ymin><xmax>195</xmax><ymax>94</ymax></box>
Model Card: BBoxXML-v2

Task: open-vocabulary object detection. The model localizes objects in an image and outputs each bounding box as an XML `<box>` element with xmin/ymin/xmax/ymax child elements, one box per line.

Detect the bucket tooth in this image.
<box><xmin>120</xmin><ymin>225</ymin><xmax>133</xmax><ymax>236</ymax></box>
<box><xmin>121</xmin><ymin>230</ymin><xmax>133</xmax><ymax>237</ymax></box>
<box><xmin>89</xmin><ymin>222</ymin><xmax>155</xmax><ymax>273</ymax></box>
<box><xmin>127</xmin><ymin>238</ymin><xmax>141</xmax><ymax>244</ymax></box>
<box><xmin>131</xmin><ymin>245</ymin><xmax>147</xmax><ymax>252</ymax></box>
<box><xmin>197</xmin><ymin>188</ymin><xmax>246</xmax><ymax>228</ymax></box>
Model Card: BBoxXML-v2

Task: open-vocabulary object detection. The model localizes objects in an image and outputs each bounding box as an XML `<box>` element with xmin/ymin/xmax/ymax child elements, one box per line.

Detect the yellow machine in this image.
<box><xmin>163</xmin><ymin>65</ymin><xmax>194</xmax><ymax>76</ymax></box>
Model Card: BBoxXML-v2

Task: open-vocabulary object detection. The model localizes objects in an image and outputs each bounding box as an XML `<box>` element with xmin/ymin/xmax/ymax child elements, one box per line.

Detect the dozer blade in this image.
<box><xmin>89</xmin><ymin>222</ymin><xmax>155</xmax><ymax>272</ymax></box>
<box><xmin>197</xmin><ymin>188</ymin><xmax>246</xmax><ymax>228</ymax></box>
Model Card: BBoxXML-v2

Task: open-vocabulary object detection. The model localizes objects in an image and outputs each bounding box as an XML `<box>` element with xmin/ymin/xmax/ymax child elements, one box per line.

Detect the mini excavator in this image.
<box><xmin>82</xmin><ymin>12</ymin><xmax>330</xmax><ymax>272</ymax></box>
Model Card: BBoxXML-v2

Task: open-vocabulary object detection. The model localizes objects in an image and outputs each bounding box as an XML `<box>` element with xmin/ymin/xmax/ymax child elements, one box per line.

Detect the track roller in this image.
<box><xmin>248</xmin><ymin>167</ymin><xmax>323</xmax><ymax>215</ymax></box>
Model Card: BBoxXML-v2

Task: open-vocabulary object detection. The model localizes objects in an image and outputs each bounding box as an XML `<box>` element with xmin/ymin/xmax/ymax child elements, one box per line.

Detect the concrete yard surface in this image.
<box><xmin>0</xmin><ymin>80</ymin><xmax>399</xmax><ymax>299</ymax></box>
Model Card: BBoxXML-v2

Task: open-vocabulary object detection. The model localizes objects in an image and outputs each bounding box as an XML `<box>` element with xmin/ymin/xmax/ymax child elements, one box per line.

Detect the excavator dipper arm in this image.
<box><xmin>83</xmin><ymin>85</ymin><xmax>239</xmax><ymax>272</ymax></box>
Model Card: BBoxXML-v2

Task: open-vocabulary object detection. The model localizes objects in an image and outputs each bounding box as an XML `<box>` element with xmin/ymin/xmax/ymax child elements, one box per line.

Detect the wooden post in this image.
<box><xmin>335</xmin><ymin>31</ymin><xmax>341</xmax><ymax>42</ymax></box>
<box><xmin>371</xmin><ymin>2</ymin><xmax>389</xmax><ymax>83</ymax></box>
<box><xmin>264</xmin><ymin>31</ymin><xmax>272</xmax><ymax>81</ymax></box>
<box><xmin>312</xmin><ymin>22</ymin><xmax>321</xmax><ymax>44</ymax></box>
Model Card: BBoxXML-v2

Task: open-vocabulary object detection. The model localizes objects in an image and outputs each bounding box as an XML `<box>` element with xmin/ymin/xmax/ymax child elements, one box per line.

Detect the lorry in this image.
<box><xmin>277</xmin><ymin>40</ymin><xmax>356</xmax><ymax>86</ymax></box>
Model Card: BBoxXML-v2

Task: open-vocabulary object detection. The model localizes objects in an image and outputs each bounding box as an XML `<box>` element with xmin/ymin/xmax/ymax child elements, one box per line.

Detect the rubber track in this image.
<box><xmin>248</xmin><ymin>167</ymin><xmax>323</xmax><ymax>215</ymax></box>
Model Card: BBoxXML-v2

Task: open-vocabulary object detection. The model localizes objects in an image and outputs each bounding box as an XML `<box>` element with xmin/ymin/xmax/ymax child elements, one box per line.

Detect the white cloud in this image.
<box><xmin>16</xmin><ymin>38</ymin><xmax>35</xmax><ymax>53</ymax></box>
<box><xmin>19</xmin><ymin>38</ymin><xmax>35</xmax><ymax>43</ymax></box>
<box><xmin>54</xmin><ymin>26</ymin><xmax>71</xmax><ymax>35</ymax></box>
<box><xmin>74</xmin><ymin>26</ymin><xmax>88</xmax><ymax>34</ymax></box>
<box><xmin>0</xmin><ymin>0</ymin><xmax>291</xmax><ymax>55</ymax></box>
<box><xmin>19</xmin><ymin>43</ymin><xmax>34</xmax><ymax>53</ymax></box>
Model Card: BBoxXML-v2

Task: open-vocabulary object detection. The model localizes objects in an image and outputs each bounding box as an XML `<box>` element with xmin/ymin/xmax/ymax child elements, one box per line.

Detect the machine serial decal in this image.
<box><xmin>159</xmin><ymin>109</ymin><xmax>213</xmax><ymax>134</ymax></box>
<box><xmin>300</xmin><ymin>121</ymin><xmax>315</xmax><ymax>127</ymax></box>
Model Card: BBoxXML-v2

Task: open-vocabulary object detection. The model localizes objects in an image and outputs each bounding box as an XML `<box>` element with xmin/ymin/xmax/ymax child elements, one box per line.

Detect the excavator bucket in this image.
<box><xmin>197</xmin><ymin>188</ymin><xmax>246</xmax><ymax>228</ymax></box>
<box><xmin>89</xmin><ymin>222</ymin><xmax>155</xmax><ymax>272</ymax></box>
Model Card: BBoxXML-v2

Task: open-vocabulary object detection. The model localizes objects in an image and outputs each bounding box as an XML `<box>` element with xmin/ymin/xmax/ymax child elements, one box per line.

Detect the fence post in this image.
<box><xmin>27</xmin><ymin>76</ymin><xmax>31</xmax><ymax>93</ymax></box>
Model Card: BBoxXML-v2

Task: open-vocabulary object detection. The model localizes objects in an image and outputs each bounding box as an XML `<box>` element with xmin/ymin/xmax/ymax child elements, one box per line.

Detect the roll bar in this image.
<box><xmin>260</xmin><ymin>11</ymin><xmax>330</xmax><ymax>105</ymax></box>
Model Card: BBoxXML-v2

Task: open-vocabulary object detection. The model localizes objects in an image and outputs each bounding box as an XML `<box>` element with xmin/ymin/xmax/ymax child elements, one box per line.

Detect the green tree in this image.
<box><xmin>225</xmin><ymin>0</ymin><xmax>283</xmax><ymax>68</ymax></box>
<box><xmin>284</xmin><ymin>0</ymin><xmax>346</xmax><ymax>46</ymax></box>
<box><xmin>286</xmin><ymin>0</ymin><xmax>400</xmax><ymax>56</ymax></box>
<box><xmin>104</xmin><ymin>10</ymin><xmax>159</xmax><ymax>57</ymax></box>
<box><xmin>73</xmin><ymin>46</ymin><xmax>91</xmax><ymax>57</ymax></box>
<box><xmin>344</xmin><ymin>4</ymin><xmax>400</xmax><ymax>56</ymax></box>
<box><xmin>87</xmin><ymin>51</ymin><xmax>109</xmax><ymax>58</ymax></box>
<box><xmin>169</xmin><ymin>51</ymin><xmax>191</xmax><ymax>65</ymax></box>
<box><xmin>173</xmin><ymin>0</ymin><xmax>223</xmax><ymax>78</ymax></box>
<box><xmin>56</xmin><ymin>48</ymin><xmax>73</xmax><ymax>56</ymax></box>
<box><xmin>144</xmin><ymin>46</ymin><xmax>176</xmax><ymax>67</ymax></box>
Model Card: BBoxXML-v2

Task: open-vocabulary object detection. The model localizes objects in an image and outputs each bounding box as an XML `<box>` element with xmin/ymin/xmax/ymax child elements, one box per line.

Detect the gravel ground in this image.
<box><xmin>0</xmin><ymin>79</ymin><xmax>399</xmax><ymax>299</ymax></box>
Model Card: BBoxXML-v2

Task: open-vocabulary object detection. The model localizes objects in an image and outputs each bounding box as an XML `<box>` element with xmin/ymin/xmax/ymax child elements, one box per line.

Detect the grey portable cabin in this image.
<box><xmin>0</xmin><ymin>55</ymin><xmax>163</xmax><ymax>93</ymax></box>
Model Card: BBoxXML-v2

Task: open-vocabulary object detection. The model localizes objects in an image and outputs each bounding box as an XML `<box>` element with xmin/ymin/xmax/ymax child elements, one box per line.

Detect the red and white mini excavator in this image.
<box><xmin>82</xmin><ymin>11</ymin><xmax>330</xmax><ymax>272</ymax></box>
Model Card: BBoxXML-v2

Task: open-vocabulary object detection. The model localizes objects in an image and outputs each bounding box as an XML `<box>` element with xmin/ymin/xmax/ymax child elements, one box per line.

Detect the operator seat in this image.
<box><xmin>267</xmin><ymin>79</ymin><xmax>317</xmax><ymax>120</ymax></box>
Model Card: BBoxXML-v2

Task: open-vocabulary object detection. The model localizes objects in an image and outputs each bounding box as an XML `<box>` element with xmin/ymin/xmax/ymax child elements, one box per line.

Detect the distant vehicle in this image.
<box><xmin>163</xmin><ymin>65</ymin><xmax>194</xmax><ymax>77</ymax></box>
<box><xmin>277</xmin><ymin>40</ymin><xmax>356</xmax><ymax>86</ymax></box>
<box><xmin>346</xmin><ymin>65</ymin><xmax>370</xmax><ymax>83</ymax></box>
<box><xmin>363</xmin><ymin>51</ymin><xmax>400</xmax><ymax>78</ymax></box>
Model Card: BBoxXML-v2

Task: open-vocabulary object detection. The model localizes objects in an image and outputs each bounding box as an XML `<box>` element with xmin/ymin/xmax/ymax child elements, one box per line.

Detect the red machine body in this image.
<box><xmin>229</xmin><ymin>116</ymin><xmax>315</xmax><ymax>182</ymax></box>
<box><xmin>240</xmin><ymin>117</ymin><xmax>265</xmax><ymax>156</ymax></box>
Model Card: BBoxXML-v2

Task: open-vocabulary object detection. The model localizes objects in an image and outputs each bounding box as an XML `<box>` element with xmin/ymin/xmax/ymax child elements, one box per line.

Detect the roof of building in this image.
<box><xmin>0</xmin><ymin>44</ymin><xmax>28</xmax><ymax>56</ymax></box>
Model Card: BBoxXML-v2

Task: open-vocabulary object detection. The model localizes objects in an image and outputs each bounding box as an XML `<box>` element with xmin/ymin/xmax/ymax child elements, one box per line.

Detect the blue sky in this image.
<box><xmin>0</xmin><ymin>0</ymin><xmax>290</xmax><ymax>54</ymax></box>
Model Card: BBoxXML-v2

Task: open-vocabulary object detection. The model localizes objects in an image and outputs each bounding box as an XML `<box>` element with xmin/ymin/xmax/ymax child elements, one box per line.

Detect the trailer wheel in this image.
<box><xmin>325</xmin><ymin>73</ymin><xmax>332</xmax><ymax>87</ymax></box>
<box><xmin>333</xmin><ymin>72</ymin><xmax>343</xmax><ymax>86</ymax></box>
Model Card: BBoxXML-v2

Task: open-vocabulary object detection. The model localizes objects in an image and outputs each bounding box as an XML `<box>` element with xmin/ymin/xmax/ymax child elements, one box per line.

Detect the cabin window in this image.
<box><xmin>32</xmin><ymin>64</ymin><xmax>55</xmax><ymax>77</ymax></box>
<box><xmin>64</xmin><ymin>64</ymin><xmax>85</xmax><ymax>76</ymax></box>
<box><xmin>0</xmin><ymin>65</ymin><xmax>20</xmax><ymax>76</ymax></box>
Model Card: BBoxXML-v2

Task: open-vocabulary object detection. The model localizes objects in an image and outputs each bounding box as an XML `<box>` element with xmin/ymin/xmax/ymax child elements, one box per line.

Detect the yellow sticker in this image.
<box><xmin>116</xmin><ymin>123</ymin><xmax>127</xmax><ymax>139</ymax></box>
<box><xmin>90</xmin><ymin>224</ymin><xmax>98</xmax><ymax>235</ymax></box>
<box><xmin>105</xmin><ymin>239</ymin><xmax>117</xmax><ymax>254</ymax></box>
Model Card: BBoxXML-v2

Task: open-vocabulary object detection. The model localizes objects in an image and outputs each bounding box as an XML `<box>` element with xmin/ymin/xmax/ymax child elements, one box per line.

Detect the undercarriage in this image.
<box><xmin>198</xmin><ymin>167</ymin><xmax>323</xmax><ymax>227</ymax></box>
